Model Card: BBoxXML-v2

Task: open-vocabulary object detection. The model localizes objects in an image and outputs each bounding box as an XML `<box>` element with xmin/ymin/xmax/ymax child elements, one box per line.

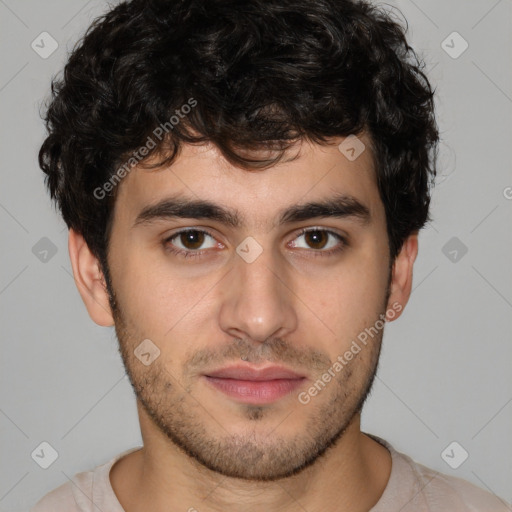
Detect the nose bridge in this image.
<box><xmin>218</xmin><ymin>242</ymin><xmax>297</xmax><ymax>342</ymax></box>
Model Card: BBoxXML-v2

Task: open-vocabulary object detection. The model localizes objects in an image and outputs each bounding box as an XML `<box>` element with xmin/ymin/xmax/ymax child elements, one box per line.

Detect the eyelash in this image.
<box><xmin>163</xmin><ymin>228</ymin><xmax>348</xmax><ymax>259</ymax></box>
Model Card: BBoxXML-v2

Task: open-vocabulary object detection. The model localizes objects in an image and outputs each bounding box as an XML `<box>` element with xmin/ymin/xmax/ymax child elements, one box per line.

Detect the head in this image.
<box><xmin>40</xmin><ymin>0</ymin><xmax>438</xmax><ymax>481</ymax></box>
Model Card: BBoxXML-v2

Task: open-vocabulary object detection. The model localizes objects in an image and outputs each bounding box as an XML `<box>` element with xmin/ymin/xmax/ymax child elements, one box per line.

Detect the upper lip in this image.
<box><xmin>204</xmin><ymin>365</ymin><xmax>305</xmax><ymax>381</ymax></box>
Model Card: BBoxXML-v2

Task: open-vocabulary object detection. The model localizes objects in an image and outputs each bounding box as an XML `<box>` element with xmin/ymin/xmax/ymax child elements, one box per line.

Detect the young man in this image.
<box><xmin>31</xmin><ymin>0</ymin><xmax>509</xmax><ymax>510</ymax></box>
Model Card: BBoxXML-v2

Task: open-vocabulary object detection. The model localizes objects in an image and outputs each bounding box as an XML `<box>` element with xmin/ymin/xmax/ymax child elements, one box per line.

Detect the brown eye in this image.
<box><xmin>178</xmin><ymin>230</ymin><xmax>206</xmax><ymax>250</ymax></box>
<box><xmin>304</xmin><ymin>230</ymin><xmax>329</xmax><ymax>250</ymax></box>
<box><xmin>164</xmin><ymin>229</ymin><xmax>218</xmax><ymax>258</ymax></box>
<box><xmin>290</xmin><ymin>228</ymin><xmax>347</xmax><ymax>257</ymax></box>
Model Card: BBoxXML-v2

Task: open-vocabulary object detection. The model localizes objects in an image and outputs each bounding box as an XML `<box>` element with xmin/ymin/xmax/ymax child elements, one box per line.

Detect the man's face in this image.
<box><xmin>105</xmin><ymin>136</ymin><xmax>393</xmax><ymax>480</ymax></box>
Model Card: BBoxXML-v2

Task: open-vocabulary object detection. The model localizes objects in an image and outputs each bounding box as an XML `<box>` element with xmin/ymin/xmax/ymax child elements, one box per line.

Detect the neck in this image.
<box><xmin>110</xmin><ymin>404</ymin><xmax>392</xmax><ymax>512</ymax></box>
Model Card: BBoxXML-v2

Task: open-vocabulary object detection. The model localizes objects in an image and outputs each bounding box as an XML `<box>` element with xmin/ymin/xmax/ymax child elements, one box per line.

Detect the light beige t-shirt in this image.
<box><xmin>30</xmin><ymin>435</ymin><xmax>511</xmax><ymax>512</ymax></box>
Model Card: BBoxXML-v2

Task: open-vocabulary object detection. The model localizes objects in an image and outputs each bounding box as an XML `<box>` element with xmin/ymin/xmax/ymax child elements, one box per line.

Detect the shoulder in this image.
<box><xmin>409</xmin><ymin>459</ymin><xmax>510</xmax><ymax>512</ymax></box>
<box><xmin>394</xmin><ymin>447</ymin><xmax>510</xmax><ymax>511</ymax></box>
<box><xmin>30</xmin><ymin>447</ymin><xmax>141</xmax><ymax>512</ymax></box>
<box><xmin>367</xmin><ymin>434</ymin><xmax>511</xmax><ymax>512</ymax></box>
<box><xmin>29</xmin><ymin>476</ymin><xmax>89</xmax><ymax>512</ymax></box>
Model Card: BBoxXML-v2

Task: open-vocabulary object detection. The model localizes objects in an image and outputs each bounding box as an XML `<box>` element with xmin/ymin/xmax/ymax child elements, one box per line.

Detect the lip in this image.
<box><xmin>203</xmin><ymin>365</ymin><xmax>306</xmax><ymax>404</ymax></box>
<box><xmin>205</xmin><ymin>365</ymin><xmax>305</xmax><ymax>381</ymax></box>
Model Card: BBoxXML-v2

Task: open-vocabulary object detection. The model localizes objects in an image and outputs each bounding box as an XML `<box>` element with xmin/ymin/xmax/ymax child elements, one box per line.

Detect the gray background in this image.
<box><xmin>0</xmin><ymin>0</ymin><xmax>511</xmax><ymax>510</ymax></box>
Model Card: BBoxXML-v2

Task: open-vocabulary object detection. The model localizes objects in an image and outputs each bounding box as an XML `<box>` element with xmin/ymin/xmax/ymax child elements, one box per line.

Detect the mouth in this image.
<box><xmin>203</xmin><ymin>365</ymin><xmax>307</xmax><ymax>405</ymax></box>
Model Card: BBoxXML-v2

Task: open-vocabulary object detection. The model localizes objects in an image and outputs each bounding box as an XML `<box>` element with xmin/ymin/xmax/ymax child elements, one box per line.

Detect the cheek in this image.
<box><xmin>110</xmin><ymin>226</ymin><xmax>389</xmax><ymax>350</ymax></box>
<box><xmin>113</xmin><ymin>250</ymin><xmax>216</xmax><ymax>340</ymax></box>
<box><xmin>305</xmin><ymin>249</ymin><xmax>389</xmax><ymax>345</ymax></box>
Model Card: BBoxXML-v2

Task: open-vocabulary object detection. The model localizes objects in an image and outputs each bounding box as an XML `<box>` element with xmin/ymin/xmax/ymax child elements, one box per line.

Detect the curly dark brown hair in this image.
<box><xmin>39</xmin><ymin>0</ymin><xmax>439</xmax><ymax>274</ymax></box>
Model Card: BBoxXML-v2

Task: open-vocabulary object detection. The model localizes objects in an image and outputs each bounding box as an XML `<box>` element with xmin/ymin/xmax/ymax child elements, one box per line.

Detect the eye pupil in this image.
<box><xmin>168</xmin><ymin>228</ymin><xmax>342</xmax><ymax>259</ymax></box>
<box><xmin>182</xmin><ymin>231</ymin><xmax>204</xmax><ymax>249</ymax></box>
<box><xmin>306</xmin><ymin>230</ymin><xmax>328</xmax><ymax>249</ymax></box>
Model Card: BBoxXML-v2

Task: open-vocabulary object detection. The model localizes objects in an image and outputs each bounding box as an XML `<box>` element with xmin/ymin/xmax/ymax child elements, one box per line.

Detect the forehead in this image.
<box><xmin>112</xmin><ymin>135</ymin><xmax>383</xmax><ymax>230</ymax></box>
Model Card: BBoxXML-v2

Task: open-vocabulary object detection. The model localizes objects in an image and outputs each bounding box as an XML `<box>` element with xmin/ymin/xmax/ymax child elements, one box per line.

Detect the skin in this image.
<box><xmin>69</xmin><ymin>134</ymin><xmax>418</xmax><ymax>512</ymax></box>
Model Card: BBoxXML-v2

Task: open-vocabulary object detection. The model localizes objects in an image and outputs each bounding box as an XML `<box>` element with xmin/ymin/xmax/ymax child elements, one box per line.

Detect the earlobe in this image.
<box><xmin>385</xmin><ymin>233</ymin><xmax>418</xmax><ymax>322</ymax></box>
<box><xmin>68</xmin><ymin>228</ymin><xmax>115</xmax><ymax>327</ymax></box>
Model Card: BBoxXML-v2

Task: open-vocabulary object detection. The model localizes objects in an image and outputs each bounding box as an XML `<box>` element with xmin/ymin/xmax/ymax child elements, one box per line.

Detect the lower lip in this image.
<box><xmin>204</xmin><ymin>376</ymin><xmax>306</xmax><ymax>404</ymax></box>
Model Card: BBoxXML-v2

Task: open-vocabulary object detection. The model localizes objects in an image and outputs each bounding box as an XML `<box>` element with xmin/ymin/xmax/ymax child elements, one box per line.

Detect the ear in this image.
<box><xmin>385</xmin><ymin>233</ymin><xmax>418</xmax><ymax>322</ymax></box>
<box><xmin>68</xmin><ymin>228</ymin><xmax>115</xmax><ymax>327</ymax></box>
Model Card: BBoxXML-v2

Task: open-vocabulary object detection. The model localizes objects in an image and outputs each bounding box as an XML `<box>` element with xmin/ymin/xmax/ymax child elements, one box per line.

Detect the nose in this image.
<box><xmin>218</xmin><ymin>245</ymin><xmax>298</xmax><ymax>344</ymax></box>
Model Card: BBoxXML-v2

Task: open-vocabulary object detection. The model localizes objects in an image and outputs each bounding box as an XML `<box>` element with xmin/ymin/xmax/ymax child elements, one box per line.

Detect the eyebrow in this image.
<box><xmin>132</xmin><ymin>193</ymin><xmax>371</xmax><ymax>229</ymax></box>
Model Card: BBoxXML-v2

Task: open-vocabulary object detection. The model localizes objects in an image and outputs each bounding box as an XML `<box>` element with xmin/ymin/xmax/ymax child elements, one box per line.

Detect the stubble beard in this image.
<box><xmin>103</xmin><ymin>264</ymin><xmax>388</xmax><ymax>481</ymax></box>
